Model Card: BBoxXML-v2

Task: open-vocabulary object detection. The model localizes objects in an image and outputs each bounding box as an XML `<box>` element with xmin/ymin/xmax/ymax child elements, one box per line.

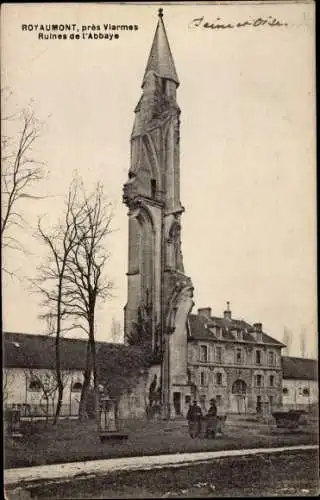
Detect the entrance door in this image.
<box><xmin>173</xmin><ymin>392</ymin><xmax>181</xmax><ymax>416</ymax></box>
<box><xmin>231</xmin><ymin>380</ymin><xmax>247</xmax><ymax>414</ymax></box>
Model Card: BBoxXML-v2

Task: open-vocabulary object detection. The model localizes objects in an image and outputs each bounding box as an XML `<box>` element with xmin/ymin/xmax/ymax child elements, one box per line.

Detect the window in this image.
<box><xmin>269</xmin><ymin>375</ymin><xmax>274</xmax><ymax>387</ymax></box>
<box><xmin>151</xmin><ymin>179</ymin><xmax>156</xmax><ymax>198</ymax></box>
<box><xmin>269</xmin><ymin>396</ymin><xmax>273</xmax><ymax>408</ymax></box>
<box><xmin>303</xmin><ymin>388</ymin><xmax>310</xmax><ymax>397</ymax></box>
<box><xmin>200</xmin><ymin>371</ymin><xmax>205</xmax><ymax>386</ymax></box>
<box><xmin>216</xmin><ymin>327</ymin><xmax>222</xmax><ymax>339</ymax></box>
<box><xmin>200</xmin><ymin>345</ymin><xmax>208</xmax><ymax>362</ymax></box>
<box><xmin>28</xmin><ymin>380</ymin><xmax>42</xmax><ymax>392</ymax></box>
<box><xmin>256</xmin><ymin>350</ymin><xmax>261</xmax><ymax>365</ymax></box>
<box><xmin>216</xmin><ymin>395</ymin><xmax>222</xmax><ymax>405</ymax></box>
<box><xmin>235</xmin><ymin>348</ymin><xmax>242</xmax><ymax>364</ymax></box>
<box><xmin>268</xmin><ymin>351</ymin><xmax>275</xmax><ymax>366</ymax></box>
<box><xmin>71</xmin><ymin>382</ymin><xmax>83</xmax><ymax>392</ymax></box>
<box><xmin>216</xmin><ymin>346</ymin><xmax>222</xmax><ymax>363</ymax></box>
<box><xmin>282</xmin><ymin>387</ymin><xmax>288</xmax><ymax>395</ymax></box>
<box><xmin>255</xmin><ymin>374</ymin><xmax>263</xmax><ymax>387</ymax></box>
<box><xmin>199</xmin><ymin>395</ymin><xmax>206</xmax><ymax>408</ymax></box>
<box><xmin>232</xmin><ymin>379</ymin><xmax>247</xmax><ymax>394</ymax></box>
<box><xmin>215</xmin><ymin>372</ymin><xmax>222</xmax><ymax>386</ymax></box>
<box><xmin>185</xmin><ymin>395</ymin><xmax>191</xmax><ymax>405</ymax></box>
<box><xmin>237</xmin><ymin>331</ymin><xmax>242</xmax><ymax>340</ymax></box>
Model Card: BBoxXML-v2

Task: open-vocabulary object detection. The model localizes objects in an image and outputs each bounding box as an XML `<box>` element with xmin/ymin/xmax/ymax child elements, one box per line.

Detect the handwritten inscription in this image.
<box><xmin>189</xmin><ymin>16</ymin><xmax>288</xmax><ymax>30</ymax></box>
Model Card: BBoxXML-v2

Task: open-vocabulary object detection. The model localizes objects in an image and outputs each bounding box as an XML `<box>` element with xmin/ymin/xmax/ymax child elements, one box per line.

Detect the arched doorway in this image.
<box><xmin>231</xmin><ymin>379</ymin><xmax>247</xmax><ymax>414</ymax></box>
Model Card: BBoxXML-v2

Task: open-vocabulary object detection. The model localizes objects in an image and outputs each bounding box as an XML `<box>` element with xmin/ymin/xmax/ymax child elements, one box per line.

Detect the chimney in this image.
<box><xmin>224</xmin><ymin>301</ymin><xmax>232</xmax><ymax>320</ymax></box>
<box><xmin>252</xmin><ymin>323</ymin><xmax>263</xmax><ymax>342</ymax></box>
<box><xmin>198</xmin><ymin>307</ymin><xmax>212</xmax><ymax>318</ymax></box>
<box><xmin>253</xmin><ymin>323</ymin><xmax>262</xmax><ymax>332</ymax></box>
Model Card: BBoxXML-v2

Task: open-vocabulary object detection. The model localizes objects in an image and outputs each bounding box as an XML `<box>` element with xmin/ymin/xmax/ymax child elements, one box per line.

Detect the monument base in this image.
<box><xmin>99</xmin><ymin>431</ymin><xmax>128</xmax><ymax>442</ymax></box>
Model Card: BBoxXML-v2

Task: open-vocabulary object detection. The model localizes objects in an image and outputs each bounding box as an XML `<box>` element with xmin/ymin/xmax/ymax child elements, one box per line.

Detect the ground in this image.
<box><xmin>5</xmin><ymin>414</ymin><xmax>318</xmax><ymax>469</ymax></box>
<box><xmin>7</xmin><ymin>449</ymin><xmax>320</xmax><ymax>498</ymax></box>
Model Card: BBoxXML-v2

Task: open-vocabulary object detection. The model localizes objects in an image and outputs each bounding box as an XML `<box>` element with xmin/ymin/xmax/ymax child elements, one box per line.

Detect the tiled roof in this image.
<box><xmin>188</xmin><ymin>314</ymin><xmax>284</xmax><ymax>346</ymax></box>
<box><xmin>282</xmin><ymin>356</ymin><xmax>318</xmax><ymax>381</ymax></box>
<box><xmin>3</xmin><ymin>332</ymin><xmax>148</xmax><ymax>372</ymax></box>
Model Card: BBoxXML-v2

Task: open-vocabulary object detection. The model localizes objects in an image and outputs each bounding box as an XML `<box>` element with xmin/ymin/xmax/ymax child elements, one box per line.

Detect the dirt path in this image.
<box><xmin>5</xmin><ymin>444</ymin><xmax>318</xmax><ymax>487</ymax></box>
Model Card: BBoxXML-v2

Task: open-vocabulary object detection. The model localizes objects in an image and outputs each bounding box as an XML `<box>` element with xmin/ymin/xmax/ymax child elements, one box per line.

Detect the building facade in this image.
<box><xmin>3</xmin><ymin>332</ymin><xmax>154</xmax><ymax>420</ymax></box>
<box><xmin>281</xmin><ymin>356</ymin><xmax>318</xmax><ymax>412</ymax></box>
<box><xmin>185</xmin><ymin>305</ymin><xmax>283</xmax><ymax>416</ymax></box>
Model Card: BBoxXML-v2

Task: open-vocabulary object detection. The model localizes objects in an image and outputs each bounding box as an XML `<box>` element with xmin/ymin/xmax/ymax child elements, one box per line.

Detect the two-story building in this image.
<box><xmin>181</xmin><ymin>303</ymin><xmax>284</xmax><ymax>417</ymax></box>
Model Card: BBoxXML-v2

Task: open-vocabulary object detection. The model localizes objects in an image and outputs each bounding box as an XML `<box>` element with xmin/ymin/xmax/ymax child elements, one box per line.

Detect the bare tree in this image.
<box><xmin>62</xmin><ymin>181</ymin><xmax>114</xmax><ymax>422</ymax></box>
<box><xmin>110</xmin><ymin>317</ymin><xmax>122</xmax><ymax>344</ymax></box>
<box><xmin>300</xmin><ymin>327</ymin><xmax>307</xmax><ymax>358</ymax></box>
<box><xmin>282</xmin><ymin>326</ymin><xmax>291</xmax><ymax>356</ymax></box>
<box><xmin>1</xmin><ymin>95</ymin><xmax>46</xmax><ymax>275</ymax></box>
<box><xmin>32</xmin><ymin>180</ymin><xmax>89</xmax><ymax>423</ymax></box>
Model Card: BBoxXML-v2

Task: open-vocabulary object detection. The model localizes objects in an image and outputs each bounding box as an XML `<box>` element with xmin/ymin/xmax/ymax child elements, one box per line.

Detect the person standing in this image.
<box><xmin>186</xmin><ymin>400</ymin><xmax>203</xmax><ymax>438</ymax></box>
<box><xmin>206</xmin><ymin>398</ymin><xmax>218</xmax><ymax>438</ymax></box>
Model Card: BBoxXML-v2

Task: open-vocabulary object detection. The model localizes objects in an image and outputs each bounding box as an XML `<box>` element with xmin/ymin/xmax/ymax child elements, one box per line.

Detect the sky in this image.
<box><xmin>1</xmin><ymin>2</ymin><xmax>317</xmax><ymax>358</ymax></box>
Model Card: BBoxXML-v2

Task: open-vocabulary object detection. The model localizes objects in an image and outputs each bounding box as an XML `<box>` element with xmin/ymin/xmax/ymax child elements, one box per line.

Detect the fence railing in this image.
<box><xmin>4</xmin><ymin>403</ymin><xmax>79</xmax><ymax>418</ymax></box>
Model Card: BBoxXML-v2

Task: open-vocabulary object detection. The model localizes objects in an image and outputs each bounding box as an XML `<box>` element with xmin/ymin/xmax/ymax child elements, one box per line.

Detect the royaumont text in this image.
<box><xmin>21</xmin><ymin>24</ymin><xmax>139</xmax><ymax>40</ymax></box>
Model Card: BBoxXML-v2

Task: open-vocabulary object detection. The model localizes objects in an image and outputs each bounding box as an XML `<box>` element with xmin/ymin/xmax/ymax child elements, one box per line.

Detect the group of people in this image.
<box><xmin>186</xmin><ymin>398</ymin><xmax>218</xmax><ymax>438</ymax></box>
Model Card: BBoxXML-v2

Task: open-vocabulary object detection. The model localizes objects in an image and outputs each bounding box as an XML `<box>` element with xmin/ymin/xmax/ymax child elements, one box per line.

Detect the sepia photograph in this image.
<box><xmin>1</xmin><ymin>1</ymin><xmax>318</xmax><ymax>498</ymax></box>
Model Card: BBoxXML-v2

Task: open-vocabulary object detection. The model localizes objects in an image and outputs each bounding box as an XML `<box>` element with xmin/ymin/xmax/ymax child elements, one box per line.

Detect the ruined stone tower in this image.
<box><xmin>123</xmin><ymin>9</ymin><xmax>194</xmax><ymax>418</ymax></box>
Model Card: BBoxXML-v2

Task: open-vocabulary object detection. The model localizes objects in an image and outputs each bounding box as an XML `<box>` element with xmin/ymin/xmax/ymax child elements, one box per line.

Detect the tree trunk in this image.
<box><xmin>89</xmin><ymin>320</ymin><xmax>100</xmax><ymax>429</ymax></box>
<box><xmin>53</xmin><ymin>326</ymin><xmax>64</xmax><ymax>424</ymax></box>
<box><xmin>53</xmin><ymin>282</ymin><xmax>64</xmax><ymax>424</ymax></box>
<box><xmin>79</xmin><ymin>342</ymin><xmax>92</xmax><ymax>421</ymax></box>
<box><xmin>45</xmin><ymin>396</ymin><xmax>49</xmax><ymax>427</ymax></box>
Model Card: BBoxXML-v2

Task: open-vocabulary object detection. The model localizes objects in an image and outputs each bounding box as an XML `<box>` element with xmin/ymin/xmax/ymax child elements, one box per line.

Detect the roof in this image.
<box><xmin>142</xmin><ymin>11</ymin><xmax>179</xmax><ymax>87</ymax></box>
<box><xmin>3</xmin><ymin>332</ymin><xmax>149</xmax><ymax>371</ymax></box>
<box><xmin>188</xmin><ymin>314</ymin><xmax>284</xmax><ymax>347</ymax></box>
<box><xmin>282</xmin><ymin>356</ymin><xmax>318</xmax><ymax>381</ymax></box>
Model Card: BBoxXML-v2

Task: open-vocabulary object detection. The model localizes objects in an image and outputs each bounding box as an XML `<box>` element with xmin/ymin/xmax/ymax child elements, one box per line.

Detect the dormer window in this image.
<box><xmin>236</xmin><ymin>330</ymin><xmax>242</xmax><ymax>341</ymax></box>
<box><xmin>200</xmin><ymin>345</ymin><xmax>208</xmax><ymax>362</ymax></box>
<box><xmin>216</xmin><ymin>327</ymin><xmax>222</xmax><ymax>339</ymax></box>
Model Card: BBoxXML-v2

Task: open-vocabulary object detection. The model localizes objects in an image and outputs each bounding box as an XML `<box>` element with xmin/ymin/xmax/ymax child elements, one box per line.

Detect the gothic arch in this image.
<box><xmin>135</xmin><ymin>205</ymin><xmax>155</xmax><ymax>309</ymax></box>
<box><xmin>166</xmin><ymin>281</ymin><xmax>194</xmax><ymax>333</ymax></box>
<box><xmin>168</xmin><ymin>220</ymin><xmax>181</xmax><ymax>241</ymax></box>
<box><xmin>135</xmin><ymin>202</ymin><xmax>156</xmax><ymax>232</ymax></box>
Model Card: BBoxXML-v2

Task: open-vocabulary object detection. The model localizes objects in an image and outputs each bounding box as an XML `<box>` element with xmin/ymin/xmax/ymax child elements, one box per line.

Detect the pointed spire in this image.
<box><xmin>142</xmin><ymin>9</ymin><xmax>179</xmax><ymax>87</ymax></box>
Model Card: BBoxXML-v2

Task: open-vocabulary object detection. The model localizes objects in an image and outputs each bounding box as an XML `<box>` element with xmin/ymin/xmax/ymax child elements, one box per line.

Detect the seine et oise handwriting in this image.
<box><xmin>189</xmin><ymin>16</ymin><xmax>288</xmax><ymax>30</ymax></box>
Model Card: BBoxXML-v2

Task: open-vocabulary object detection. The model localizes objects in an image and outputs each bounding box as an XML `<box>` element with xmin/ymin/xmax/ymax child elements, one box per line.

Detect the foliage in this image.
<box><xmin>126</xmin><ymin>305</ymin><xmax>153</xmax><ymax>347</ymax></box>
<box><xmin>97</xmin><ymin>344</ymin><xmax>151</xmax><ymax>401</ymax></box>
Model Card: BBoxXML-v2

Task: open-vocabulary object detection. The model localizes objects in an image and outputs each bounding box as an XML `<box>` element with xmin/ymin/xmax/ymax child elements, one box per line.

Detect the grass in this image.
<box><xmin>4</xmin><ymin>416</ymin><xmax>318</xmax><ymax>469</ymax></box>
<box><xmin>11</xmin><ymin>449</ymin><xmax>320</xmax><ymax>498</ymax></box>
